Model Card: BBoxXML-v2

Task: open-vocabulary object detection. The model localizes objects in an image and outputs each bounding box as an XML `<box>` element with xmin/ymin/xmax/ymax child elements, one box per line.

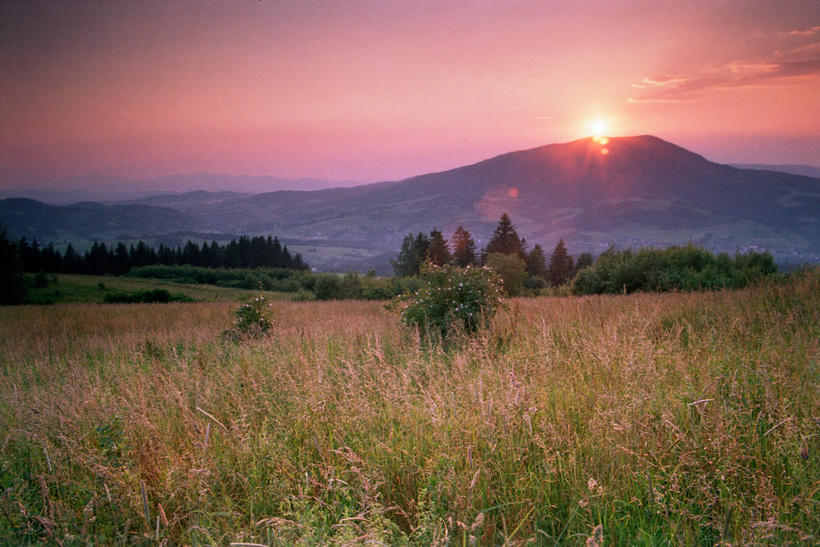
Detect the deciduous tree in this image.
<box><xmin>486</xmin><ymin>252</ymin><xmax>528</xmax><ymax>296</ymax></box>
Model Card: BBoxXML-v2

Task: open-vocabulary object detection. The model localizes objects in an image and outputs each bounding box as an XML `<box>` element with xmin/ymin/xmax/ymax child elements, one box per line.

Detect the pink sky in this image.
<box><xmin>1</xmin><ymin>0</ymin><xmax>819</xmax><ymax>187</ymax></box>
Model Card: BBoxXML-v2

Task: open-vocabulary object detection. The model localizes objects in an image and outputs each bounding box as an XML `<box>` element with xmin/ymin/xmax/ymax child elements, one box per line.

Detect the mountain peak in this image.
<box><xmin>3</xmin><ymin>135</ymin><xmax>819</xmax><ymax>267</ymax></box>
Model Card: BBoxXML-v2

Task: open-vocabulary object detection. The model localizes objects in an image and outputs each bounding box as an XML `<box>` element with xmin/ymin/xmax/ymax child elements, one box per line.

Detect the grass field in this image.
<box><xmin>23</xmin><ymin>274</ymin><xmax>289</xmax><ymax>304</ymax></box>
<box><xmin>1</xmin><ymin>272</ymin><xmax>819</xmax><ymax>545</ymax></box>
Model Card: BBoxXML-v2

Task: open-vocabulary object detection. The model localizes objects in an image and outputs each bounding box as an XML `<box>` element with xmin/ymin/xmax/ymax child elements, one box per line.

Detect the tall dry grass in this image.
<box><xmin>1</xmin><ymin>274</ymin><xmax>818</xmax><ymax>545</ymax></box>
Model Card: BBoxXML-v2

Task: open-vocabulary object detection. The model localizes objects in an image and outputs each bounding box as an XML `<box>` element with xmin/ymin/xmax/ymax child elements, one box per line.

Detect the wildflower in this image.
<box><xmin>471</xmin><ymin>512</ymin><xmax>485</xmax><ymax>531</ymax></box>
<box><xmin>587</xmin><ymin>477</ymin><xmax>605</xmax><ymax>495</ymax></box>
<box><xmin>585</xmin><ymin>525</ymin><xmax>603</xmax><ymax>547</ymax></box>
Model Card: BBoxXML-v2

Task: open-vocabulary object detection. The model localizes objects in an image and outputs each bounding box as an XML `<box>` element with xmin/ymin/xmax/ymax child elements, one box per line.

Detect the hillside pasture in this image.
<box><xmin>22</xmin><ymin>274</ymin><xmax>282</xmax><ymax>304</ymax></box>
<box><xmin>1</xmin><ymin>273</ymin><xmax>819</xmax><ymax>545</ymax></box>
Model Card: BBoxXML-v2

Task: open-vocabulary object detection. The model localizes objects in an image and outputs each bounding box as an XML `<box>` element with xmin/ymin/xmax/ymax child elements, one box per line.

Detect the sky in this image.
<box><xmin>1</xmin><ymin>0</ymin><xmax>819</xmax><ymax>188</ymax></box>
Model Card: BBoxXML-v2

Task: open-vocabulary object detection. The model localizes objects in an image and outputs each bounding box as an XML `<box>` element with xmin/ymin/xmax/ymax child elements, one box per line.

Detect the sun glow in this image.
<box><xmin>590</xmin><ymin>118</ymin><xmax>609</xmax><ymax>141</ymax></box>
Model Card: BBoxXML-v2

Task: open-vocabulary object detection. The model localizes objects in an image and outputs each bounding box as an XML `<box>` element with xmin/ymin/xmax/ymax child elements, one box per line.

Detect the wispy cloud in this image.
<box><xmin>782</xmin><ymin>25</ymin><xmax>820</xmax><ymax>37</ymax></box>
<box><xmin>632</xmin><ymin>25</ymin><xmax>820</xmax><ymax>103</ymax></box>
<box><xmin>630</xmin><ymin>58</ymin><xmax>820</xmax><ymax>103</ymax></box>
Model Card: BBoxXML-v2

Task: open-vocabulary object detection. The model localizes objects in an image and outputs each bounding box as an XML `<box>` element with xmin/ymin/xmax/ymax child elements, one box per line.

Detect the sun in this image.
<box><xmin>590</xmin><ymin>118</ymin><xmax>609</xmax><ymax>141</ymax></box>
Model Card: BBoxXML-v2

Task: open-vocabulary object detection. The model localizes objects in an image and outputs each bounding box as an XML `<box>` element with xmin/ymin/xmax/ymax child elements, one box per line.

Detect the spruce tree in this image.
<box><xmin>548</xmin><ymin>239</ymin><xmax>575</xmax><ymax>286</ymax></box>
<box><xmin>391</xmin><ymin>232</ymin><xmax>430</xmax><ymax>276</ymax></box>
<box><xmin>527</xmin><ymin>244</ymin><xmax>547</xmax><ymax>278</ymax></box>
<box><xmin>574</xmin><ymin>252</ymin><xmax>594</xmax><ymax>275</ymax></box>
<box><xmin>483</xmin><ymin>213</ymin><xmax>527</xmax><ymax>261</ymax></box>
<box><xmin>0</xmin><ymin>225</ymin><xmax>27</xmax><ymax>305</ymax></box>
<box><xmin>451</xmin><ymin>226</ymin><xmax>478</xmax><ymax>267</ymax></box>
<box><xmin>426</xmin><ymin>228</ymin><xmax>451</xmax><ymax>266</ymax></box>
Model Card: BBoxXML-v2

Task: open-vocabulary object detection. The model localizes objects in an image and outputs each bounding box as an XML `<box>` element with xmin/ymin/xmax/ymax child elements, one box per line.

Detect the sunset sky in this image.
<box><xmin>1</xmin><ymin>0</ymin><xmax>819</xmax><ymax>187</ymax></box>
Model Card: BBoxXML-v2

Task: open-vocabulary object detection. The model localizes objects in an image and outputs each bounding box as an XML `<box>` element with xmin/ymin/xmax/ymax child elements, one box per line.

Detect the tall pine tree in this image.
<box><xmin>391</xmin><ymin>232</ymin><xmax>431</xmax><ymax>276</ymax></box>
<box><xmin>548</xmin><ymin>239</ymin><xmax>575</xmax><ymax>286</ymax></box>
<box><xmin>0</xmin><ymin>225</ymin><xmax>27</xmax><ymax>304</ymax></box>
<box><xmin>450</xmin><ymin>226</ymin><xmax>478</xmax><ymax>267</ymax></box>
<box><xmin>483</xmin><ymin>213</ymin><xmax>527</xmax><ymax>261</ymax></box>
<box><xmin>527</xmin><ymin>244</ymin><xmax>547</xmax><ymax>278</ymax></box>
<box><xmin>426</xmin><ymin>228</ymin><xmax>451</xmax><ymax>266</ymax></box>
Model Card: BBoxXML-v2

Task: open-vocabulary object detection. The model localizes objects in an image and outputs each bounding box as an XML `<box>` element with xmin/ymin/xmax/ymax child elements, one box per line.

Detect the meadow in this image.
<box><xmin>1</xmin><ymin>272</ymin><xmax>819</xmax><ymax>545</ymax></box>
<box><xmin>21</xmin><ymin>274</ymin><xmax>281</xmax><ymax>305</ymax></box>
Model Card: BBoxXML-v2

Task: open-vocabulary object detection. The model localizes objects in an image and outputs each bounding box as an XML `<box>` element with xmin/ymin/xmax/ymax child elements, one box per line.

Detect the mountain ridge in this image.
<box><xmin>2</xmin><ymin>135</ymin><xmax>819</xmax><ymax>269</ymax></box>
<box><xmin>729</xmin><ymin>164</ymin><xmax>820</xmax><ymax>179</ymax></box>
<box><xmin>0</xmin><ymin>173</ymin><xmax>358</xmax><ymax>205</ymax></box>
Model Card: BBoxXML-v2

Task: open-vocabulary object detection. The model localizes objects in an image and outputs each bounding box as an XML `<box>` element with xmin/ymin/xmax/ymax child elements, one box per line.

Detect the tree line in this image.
<box><xmin>8</xmin><ymin>233</ymin><xmax>309</xmax><ymax>276</ymax></box>
<box><xmin>1</xmin><ymin>216</ymin><xmax>784</xmax><ymax>306</ymax></box>
<box><xmin>572</xmin><ymin>244</ymin><xmax>779</xmax><ymax>294</ymax></box>
<box><xmin>391</xmin><ymin>213</ymin><xmax>781</xmax><ymax>296</ymax></box>
<box><xmin>391</xmin><ymin>213</ymin><xmax>593</xmax><ymax>295</ymax></box>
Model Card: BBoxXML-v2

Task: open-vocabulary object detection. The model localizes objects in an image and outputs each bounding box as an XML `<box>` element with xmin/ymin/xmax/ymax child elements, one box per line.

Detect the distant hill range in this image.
<box><xmin>729</xmin><ymin>164</ymin><xmax>820</xmax><ymax>179</ymax></box>
<box><xmin>2</xmin><ymin>135</ymin><xmax>819</xmax><ymax>270</ymax></box>
<box><xmin>0</xmin><ymin>174</ymin><xmax>355</xmax><ymax>204</ymax></box>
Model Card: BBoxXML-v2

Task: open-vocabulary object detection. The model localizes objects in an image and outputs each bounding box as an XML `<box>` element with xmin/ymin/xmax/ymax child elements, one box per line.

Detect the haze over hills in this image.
<box><xmin>729</xmin><ymin>164</ymin><xmax>820</xmax><ymax>179</ymax></box>
<box><xmin>0</xmin><ymin>174</ymin><xmax>356</xmax><ymax>205</ymax></box>
<box><xmin>2</xmin><ymin>135</ymin><xmax>819</xmax><ymax>271</ymax></box>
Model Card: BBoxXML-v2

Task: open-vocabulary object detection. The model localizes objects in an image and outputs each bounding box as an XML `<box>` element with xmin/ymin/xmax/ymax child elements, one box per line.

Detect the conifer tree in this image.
<box><xmin>426</xmin><ymin>228</ymin><xmax>451</xmax><ymax>266</ymax></box>
<box><xmin>527</xmin><ymin>243</ymin><xmax>547</xmax><ymax>278</ymax></box>
<box><xmin>0</xmin><ymin>225</ymin><xmax>27</xmax><ymax>305</ymax></box>
<box><xmin>62</xmin><ymin>243</ymin><xmax>81</xmax><ymax>273</ymax></box>
<box><xmin>113</xmin><ymin>243</ymin><xmax>130</xmax><ymax>275</ymax></box>
<box><xmin>574</xmin><ymin>252</ymin><xmax>594</xmax><ymax>275</ymax></box>
<box><xmin>483</xmin><ymin>213</ymin><xmax>527</xmax><ymax>261</ymax></box>
<box><xmin>548</xmin><ymin>239</ymin><xmax>575</xmax><ymax>286</ymax></box>
<box><xmin>450</xmin><ymin>226</ymin><xmax>478</xmax><ymax>267</ymax></box>
<box><xmin>391</xmin><ymin>232</ymin><xmax>430</xmax><ymax>276</ymax></box>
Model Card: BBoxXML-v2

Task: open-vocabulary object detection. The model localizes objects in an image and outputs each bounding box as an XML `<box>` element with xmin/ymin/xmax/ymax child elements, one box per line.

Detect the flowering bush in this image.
<box><xmin>398</xmin><ymin>263</ymin><xmax>504</xmax><ymax>338</ymax></box>
<box><xmin>223</xmin><ymin>294</ymin><xmax>274</xmax><ymax>341</ymax></box>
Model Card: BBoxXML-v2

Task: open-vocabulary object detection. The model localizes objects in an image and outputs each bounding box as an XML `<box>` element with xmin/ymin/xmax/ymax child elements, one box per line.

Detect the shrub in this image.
<box><xmin>291</xmin><ymin>289</ymin><xmax>316</xmax><ymax>302</ymax></box>
<box><xmin>313</xmin><ymin>274</ymin><xmax>342</xmax><ymax>300</ymax></box>
<box><xmin>572</xmin><ymin>245</ymin><xmax>779</xmax><ymax>295</ymax></box>
<box><xmin>32</xmin><ymin>271</ymin><xmax>50</xmax><ymax>288</ymax></box>
<box><xmin>223</xmin><ymin>294</ymin><xmax>274</xmax><ymax>341</ymax></box>
<box><xmin>102</xmin><ymin>289</ymin><xmax>193</xmax><ymax>303</ymax></box>
<box><xmin>485</xmin><ymin>252</ymin><xmax>528</xmax><ymax>296</ymax></box>
<box><xmin>397</xmin><ymin>263</ymin><xmax>504</xmax><ymax>339</ymax></box>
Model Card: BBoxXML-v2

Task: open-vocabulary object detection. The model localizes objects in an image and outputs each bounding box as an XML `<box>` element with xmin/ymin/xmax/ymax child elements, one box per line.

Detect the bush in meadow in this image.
<box><xmin>485</xmin><ymin>252</ymin><xmax>528</xmax><ymax>296</ymax></box>
<box><xmin>398</xmin><ymin>263</ymin><xmax>504</xmax><ymax>338</ymax></box>
<box><xmin>102</xmin><ymin>288</ymin><xmax>194</xmax><ymax>303</ymax></box>
<box><xmin>572</xmin><ymin>244</ymin><xmax>779</xmax><ymax>295</ymax></box>
<box><xmin>222</xmin><ymin>294</ymin><xmax>274</xmax><ymax>341</ymax></box>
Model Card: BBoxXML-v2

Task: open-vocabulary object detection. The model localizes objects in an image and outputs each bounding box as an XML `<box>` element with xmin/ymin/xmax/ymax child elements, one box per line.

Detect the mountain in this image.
<box><xmin>2</xmin><ymin>136</ymin><xmax>820</xmax><ymax>269</ymax></box>
<box><xmin>730</xmin><ymin>164</ymin><xmax>820</xmax><ymax>179</ymax></box>
<box><xmin>0</xmin><ymin>198</ymin><xmax>203</xmax><ymax>242</ymax></box>
<box><xmin>0</xmin><ymin>174</ymin><xmax>356</xmax><ymax>204</ymax></box>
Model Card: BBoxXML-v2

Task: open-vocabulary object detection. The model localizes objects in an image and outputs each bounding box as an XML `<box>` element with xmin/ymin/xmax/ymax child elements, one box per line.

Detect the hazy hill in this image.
<box><xmin>0</xmin><ymin>198</ymin><xmax>203</xmax><ymax>243</ymax></box>
<box><xmin>185</xmin><ymin>136</ymin><xmax>820</xmax><ymax>261</ymax></box>
<box><xmin>0</xmin><ymin>174</ymin><xmax>355</xmax><ymax>205</ymax></box>
<box><xmin>2</xmin><ymin>136</ymin><xmax>820</xmax><ymax>268</ymax></box>
<box><xmin>730</xmin><ymin>164</ymin><xmax>820</xmax><ymax>179</ymax></box>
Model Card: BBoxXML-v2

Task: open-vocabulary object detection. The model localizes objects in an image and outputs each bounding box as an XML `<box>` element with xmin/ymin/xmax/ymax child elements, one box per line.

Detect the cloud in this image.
<box><xmin>783</xmin><ymin>25</ymin><xmax>820</xmax><ymax>37</ymax></box>
<box><xmin>630</xmin><ymin>58</ymin><xmax>820</xmax><ymax>103</ymax></box>
<box><xmin>632</xmin><ymin>22</ymin><xmax>820</xmax><ymax>103</ymax></box>
<box><xmin>642</xmin><ymin>75</ymin><xmax>690</xmax><ymax>85</ymax></box>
